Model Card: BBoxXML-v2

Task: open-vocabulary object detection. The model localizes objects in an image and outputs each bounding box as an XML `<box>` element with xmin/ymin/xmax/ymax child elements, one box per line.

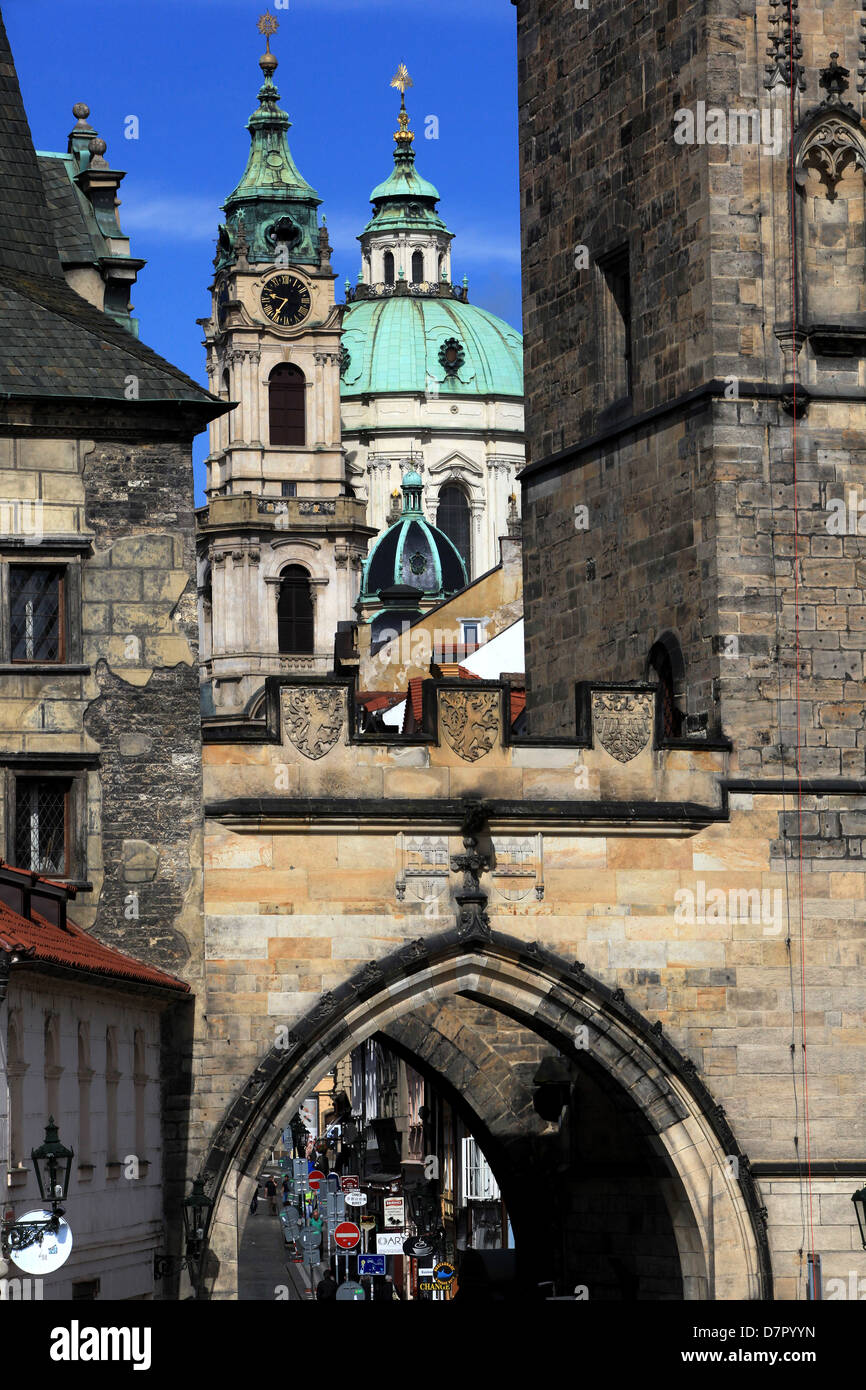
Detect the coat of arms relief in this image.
<box><xmin>591</xmin><ymin>691</ymin><xmax>653</xmax><ymax>763</ymax></box>
<box><xmin>282</xmin><ymin>687</ymin><xmax>344</xmax><ymax>759</ymax></box>
<box><xmin>438</xmin><ymin>689</ymin><xmax>500</xmax><ymax>762</ymax></box>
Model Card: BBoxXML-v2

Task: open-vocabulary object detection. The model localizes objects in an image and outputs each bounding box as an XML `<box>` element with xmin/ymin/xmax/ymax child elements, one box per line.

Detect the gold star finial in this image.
<box><xmin>390</xmin><ymin>63</ymin><xmax>413</xmax><ymax>104</ymax></box>
<box><xmin>257</xmin><ymin>11</ymin><xmax>279</xmax><ymax>53</ymax></box>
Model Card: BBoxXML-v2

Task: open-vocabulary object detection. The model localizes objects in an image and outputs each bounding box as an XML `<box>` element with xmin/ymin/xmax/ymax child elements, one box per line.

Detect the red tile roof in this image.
<box><xmin>0</xmin><ymin>885</ymin><xmax>189</xmax><ymax>994</ymax></box>
<box><xmin>510</xmin><ymin>688</ymin><xmax>527</xmax><ymax>726</ymax></box>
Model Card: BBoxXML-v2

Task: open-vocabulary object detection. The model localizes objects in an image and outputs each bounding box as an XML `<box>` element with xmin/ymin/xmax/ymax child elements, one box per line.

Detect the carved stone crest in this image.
<box><xmin>283</xmin><ymin>687</ymin><xmax>344</xmax><ymax>759</ymax></box>
<box><xmin>439</xmin><ymin>690</ymin><xmax>499</xmax><ymax>762</ymax></box>
<box><xmin>401</xmin><ymin>835</ymin><xmax>449</xmax><ymax>901</ymax></box>
<box><xmin>491</xmin><ymin>835</ymin><xmax>542</xmax><ymax>902</ymax></box>
<box><xmin>592</xmin><ymin>691</ymin><xmax>653</xmax><ymax>763</ymax></box>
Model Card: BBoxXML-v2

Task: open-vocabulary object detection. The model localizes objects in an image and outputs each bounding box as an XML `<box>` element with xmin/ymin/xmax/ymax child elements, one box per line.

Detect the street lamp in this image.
<box><xmin>852</xmin><ymin>1185</ymin><xmax>866</xmax><ymax>1249</ymax></box>
<box><xmin>182</xmin><ymin>1178</ymin><xmax>213</xmax><ymax>1258</ymax></box>
<box><xmin>1</xmin><ymin>1116</ymin><xmax>74</xmax><ymax>1259</ymax></box>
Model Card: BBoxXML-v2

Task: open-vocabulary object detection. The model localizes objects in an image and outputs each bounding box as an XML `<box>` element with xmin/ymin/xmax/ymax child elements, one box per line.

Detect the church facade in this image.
<box><xmin>197</xmin><ymin>48</ymin><xmax>524</xmax><ymax>719</ymax></box>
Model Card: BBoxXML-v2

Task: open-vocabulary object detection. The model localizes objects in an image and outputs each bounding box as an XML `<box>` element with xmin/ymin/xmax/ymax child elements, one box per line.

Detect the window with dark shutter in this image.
<box><xmin>437</xmin><ymin>485</ymin><xmax>471</xmax><ymax>576</ymax></box>
<box><xmin>269</xmin><ymin>364</ymin><xmax>306</xmax><ymax>446</ymax></box>
<box><xmin>412</xmin><ymin>250</ymin><xmax>424</xmax><ymax>283</ymax></box>
<box><xmin>278</xmin><ymin>566</ymin><xmax>314</xmax><ymax>654</ymax></box>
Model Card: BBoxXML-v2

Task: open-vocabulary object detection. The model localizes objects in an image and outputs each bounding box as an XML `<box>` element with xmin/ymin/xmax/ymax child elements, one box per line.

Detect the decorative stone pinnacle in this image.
<box><xmin>819</xmin><ymin>51</ymin><xmax>850</xmax><ymax>103</ymax></box>
<box><xmin>72</xmin><ymin>102</ymin><xmax>90</xmax><ymax>124</ymax></box>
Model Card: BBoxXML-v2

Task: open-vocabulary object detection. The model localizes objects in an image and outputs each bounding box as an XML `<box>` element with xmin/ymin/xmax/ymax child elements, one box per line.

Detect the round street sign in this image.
<box><xmin>334</xmin><ymin>1221</ymin><xmax>361</xmax><ymax>1250</ymax></box>
<box><xmin>308</xmin><ymin>1169</ymin><xmax>326</xmax><ymax>1191</ymax></box>
<box><xmin>335</xmin><ymin>1280</ymin><xmax>366</xmax><ymax>1300</ymax></box>
<box><xmin>344</xmin><ymin>1191</ymin><xmax>367</xmax><ymax>1207</ymax></box>
<box><xmin>433</xmin><ymin>1261</ymin><xmax>455</xmax><ymax>1283</ymax></box>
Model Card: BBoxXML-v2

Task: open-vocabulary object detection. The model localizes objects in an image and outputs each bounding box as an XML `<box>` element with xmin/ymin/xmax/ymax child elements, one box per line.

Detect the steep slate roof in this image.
<box><xmin>0</xmin><ymin>10</ymin><xmax>221</xmax><ymax>410</ymax></box>
<box><xmin>38</xmin><ymin>152</ymin><xmax>103</xmax><ymax>264</ymax></box>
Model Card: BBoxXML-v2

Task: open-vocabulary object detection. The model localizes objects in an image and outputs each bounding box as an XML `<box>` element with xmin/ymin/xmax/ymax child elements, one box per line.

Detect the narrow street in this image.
<box><xmin>238</xmin><ymin>1207</ymin><xmax>323</xmax><ymax>1302</ymax></box>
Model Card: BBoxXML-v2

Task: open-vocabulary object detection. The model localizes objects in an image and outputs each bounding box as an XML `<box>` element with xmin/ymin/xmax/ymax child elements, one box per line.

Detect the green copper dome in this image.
<box><xmin>340</xmin><ymin>295</ymin><xmax>523</xmax><ymax>399</ymax></box>
<box><xmin>360</xmin><ymin>473</ymin><xmax>468</xmax><ymax>601</ymax></box>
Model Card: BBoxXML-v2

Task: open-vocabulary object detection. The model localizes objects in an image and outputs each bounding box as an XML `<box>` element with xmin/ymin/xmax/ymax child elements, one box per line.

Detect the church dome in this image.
<box><xmin>340</xmin><ymin>295</ymin><xmax>523</xmax><ymax>400</ymax></box>
<box><xmin>360</xmin><ymin>472</ymin><xmax>467</xmax><ymax>601</ymax></box>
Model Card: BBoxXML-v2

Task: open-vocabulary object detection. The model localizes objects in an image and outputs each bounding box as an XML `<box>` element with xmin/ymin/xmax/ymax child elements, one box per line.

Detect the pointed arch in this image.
<box><xmin>794</xmin><ymin>110</ymin><xmax>866</xmax><ymax>329</ymax></box>
<box><xmin>197</xmin><ymin>929</ymin><xmax>771</xmax><ymax>1301</ymax></box>
<box><xmin>647</xmin><ymin>632</ymin><xmax>685</xmax><ymax>739</ymax></box>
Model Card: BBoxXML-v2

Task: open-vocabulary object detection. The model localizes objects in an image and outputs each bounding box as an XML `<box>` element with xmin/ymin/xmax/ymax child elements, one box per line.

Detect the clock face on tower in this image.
<box><xmin>260</xmin><ymin>273</ymin><xmax>312</xmax><ymax>328</ymax></box>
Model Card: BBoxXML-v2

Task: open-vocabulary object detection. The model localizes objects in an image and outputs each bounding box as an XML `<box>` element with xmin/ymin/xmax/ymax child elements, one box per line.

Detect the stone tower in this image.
<box><xmin>197</xmin><ymin>24</ymin><xmax>374</xmax><ymax>716</ymax></box>
<box><xmin>517</xmin><ymin>0</ymin><xmax>866</xmax><ymax>776</ymax></box>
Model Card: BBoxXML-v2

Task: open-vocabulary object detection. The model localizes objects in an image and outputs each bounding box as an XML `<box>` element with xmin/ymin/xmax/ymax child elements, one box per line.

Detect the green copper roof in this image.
<box><xmin>360</xmin><ymin>474</ymin><xmax>467</xmax><ymax>601</ymax></box>
<box><xmin>360</xmin><ymin>93</ymin><xmax>450</xmax><ymax>238</ymax></box>
<box><xmin>218</xmin><ymin>51</ymin><xmax>321</xmax><ymax>268</ymax></box>
<box><xmin>341</xmin><ymin>295</ymin><xmax>523</xmax><ymax>399</ymax></box>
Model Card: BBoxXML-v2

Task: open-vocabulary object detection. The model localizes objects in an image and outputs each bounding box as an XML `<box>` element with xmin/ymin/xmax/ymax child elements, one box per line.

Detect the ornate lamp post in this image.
<box><xmin>1</xmin><ymin>1117</ymin><xmax>73</xmax><ymax>1259</ymax></box>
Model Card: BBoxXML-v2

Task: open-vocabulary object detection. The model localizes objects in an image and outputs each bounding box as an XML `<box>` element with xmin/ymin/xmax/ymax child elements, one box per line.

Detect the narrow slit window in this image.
<box><xmin>598</xmin><ymin>247</ymin><xmax>633</xmax><ymax>402</ymax></box>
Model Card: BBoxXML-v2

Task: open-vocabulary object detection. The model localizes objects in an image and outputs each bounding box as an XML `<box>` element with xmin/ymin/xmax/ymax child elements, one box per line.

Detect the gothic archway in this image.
<box><xmin>196</xmin><ymin>929</ymin><xmax>771</xmax><ymax>1302</ymax></box>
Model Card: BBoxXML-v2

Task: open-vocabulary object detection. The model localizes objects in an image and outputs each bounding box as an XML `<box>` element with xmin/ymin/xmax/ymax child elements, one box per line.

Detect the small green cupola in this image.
<box><xmin>360</xmin><ymin>65</ymin><xmax>451</xmax><ymax>241</ymax></box>
<box><xmin>360</xmin><ymin>469</ymin><xmax>467</xmax><ymax>603</ymax></box>
<box><xmin>215</xmin><ymin>13</ymin><xmax>322</xmax><ymax>271</ymax></box>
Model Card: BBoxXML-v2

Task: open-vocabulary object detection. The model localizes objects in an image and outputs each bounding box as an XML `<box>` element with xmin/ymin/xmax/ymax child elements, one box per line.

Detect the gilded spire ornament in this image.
<box><xmin>257</xmin><ymin>11</ymin><xmax>279</xmax><ymax>52</ymax></box>
<box><xmin>390</xmin><ymin>63</ymin><xmax>415</xmax><ymax>145</ymax></box>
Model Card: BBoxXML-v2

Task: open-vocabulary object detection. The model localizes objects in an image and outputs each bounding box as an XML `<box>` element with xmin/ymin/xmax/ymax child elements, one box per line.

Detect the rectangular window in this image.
<box><xmin>598</xmin><ymin>246</ymin><xmax>632</xmax><ymax>403</ymax></box>
<box><xmin>462</xmin><ymin>623</ymin><xmax>479</xmax><ymax>649</ymax></box>
<box><xmin>462</xmin><ymin>1136</ymin><xmax>500</xmax><ymax>1201</ymax></box>
<box><xmin>14</xmin><ymin>778</ymin><xmax>69</xmax><ymax>875</ymax></box>
<box><xmin>10</xmin><ymin>565</ymin><xmax>65</xmax><ymax>662</ymax></box>
<box><xmin>280</xmin><ymin>481</ymin><xmax>297</xmax><ymax>498</ymax></box>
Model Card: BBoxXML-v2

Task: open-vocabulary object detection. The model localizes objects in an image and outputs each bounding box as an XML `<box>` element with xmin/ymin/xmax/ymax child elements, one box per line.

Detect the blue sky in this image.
<box><xmin>5</xmin><ymin>0</ymin><xmax>521</xmax><ymax>500</ymax></box>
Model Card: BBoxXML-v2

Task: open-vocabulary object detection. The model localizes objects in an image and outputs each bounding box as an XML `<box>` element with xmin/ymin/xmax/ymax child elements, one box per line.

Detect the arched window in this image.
<box><xmin>796</xmin><ymin>115</ymin><xmax>866</xmax><ymax>330</ymax></box>
<box><xmin>278</xmin><ymin>565</ymin><xmax>314</xmax><ymax>654</ymax></box>
<box><xmin>412</xmin><ymin>250</ymin><xmax>424</xmax><ymax>284</ymax></box>
<box><xmin>8</xmin><ymin>1011</ymin><xmax>26</xmax><ymax>1168</ymax></box>
<box><xmin>269</xmin><ymin>364</ymin><xmax>306</xmax><ymax>446</ymax></box>
<box><xmin>383</xmin><ymin>251</ymin><xmax>395</xmax><ymax>287</ymax></box>
<box><xmin>647</xmin><ymin>638</ymin><xmax>684</xmax><ymax>739</ymax></box>
<box><xmin>78</xmin><ymin>1022</ymin><xmax>92</xmax><ymax>1167</ymax></box>
<box><xmin>105</xmin><ymin>1027</ymin><xmax>120</xmax><ymax>1164</ymax></box>
<box><xmin>133</xmin><ymin>1030</ymin><xmax>147</xmax><ymax>1160</ymax></box>
<box><xmin>221</xmin><ymin>369</ymin><xmax>230</xmax><ymax>398</ymax></box>
<box><xmin>437</xmin><ymin>484</ymin><xmax>471</xmax><ymax>575</ymax></box>
<box><xmin>44</xmin><ymin>1013</ymin><xmax>61</xmax><ymax>1122</ymax></box>
<box><xmin>438</xmin><ymin>253</ymin><xmax>446</xmax><ymax>281</ymax></box>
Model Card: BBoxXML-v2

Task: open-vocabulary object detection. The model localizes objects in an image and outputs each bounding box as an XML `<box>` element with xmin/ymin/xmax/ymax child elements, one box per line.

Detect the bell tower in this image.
<box><xmin>197</xmin><ymin>12</ymin><xmax>375</xmax><ymax>717</ymax></box>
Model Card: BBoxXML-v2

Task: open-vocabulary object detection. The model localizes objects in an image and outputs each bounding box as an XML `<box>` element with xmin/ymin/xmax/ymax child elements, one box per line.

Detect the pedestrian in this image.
<box><xmin>316</xmin><ymin>1267</ymin><xmax>337</xmax><ymax>1300</ymax></box>
<box><xmin>249</xmin><ymin>1185</ymin><xmax>259</xmax><ymax>1216</ymax></box>
<box><xmin>282</xmin><ymin>1175</ymin><xmax>291</xmax><ymax>1207</ymax></box>
<box><xmin>265</xmin><ymin>1175</ymin><xmax>279</xmax><ymax>1216</ymax></box>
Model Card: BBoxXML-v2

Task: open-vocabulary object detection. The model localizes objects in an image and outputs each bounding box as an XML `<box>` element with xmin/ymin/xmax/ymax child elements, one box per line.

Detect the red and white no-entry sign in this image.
<box><xmin>334</xmin><ymin>1221</ymin><xmax>361</xmax><ymax>1250</ymax></box>
<box><xmin>307</xmin><ymin>1169</ymin><xmax>326</xmax><ymax>1191</ymax></box>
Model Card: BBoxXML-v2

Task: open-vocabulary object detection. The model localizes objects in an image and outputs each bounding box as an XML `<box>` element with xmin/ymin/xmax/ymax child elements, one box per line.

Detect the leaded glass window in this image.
<box><xmin>14</xmin><ymin>778</ymin><xmax>68</xmax><ymax>875</ymax></box>
<box><xmin>10</xmin><ymin>566</ymin><xmax>64</xmax><ymax>662</ymax></box>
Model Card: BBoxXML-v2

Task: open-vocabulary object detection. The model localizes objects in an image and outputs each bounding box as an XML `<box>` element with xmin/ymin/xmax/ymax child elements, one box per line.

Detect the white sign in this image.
<box><xmin>384</xmin><ymin>1196</ymin><xmax>405</xmax><ymax>1228</ymax></box>
<box><xmin>7</xmin><ymin>1212</ymin><xmax>73</xmax><ymax>1275</ymax></box>
<box><xmin>344</xmin><ymin>1191</ymin><xmax>367</xmax><ymax>1207</ymax></box>
<box><xmin>376</xmin><ymin>1231</ymin><xmax>404</xmax><ymax>1254</ymax></box>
